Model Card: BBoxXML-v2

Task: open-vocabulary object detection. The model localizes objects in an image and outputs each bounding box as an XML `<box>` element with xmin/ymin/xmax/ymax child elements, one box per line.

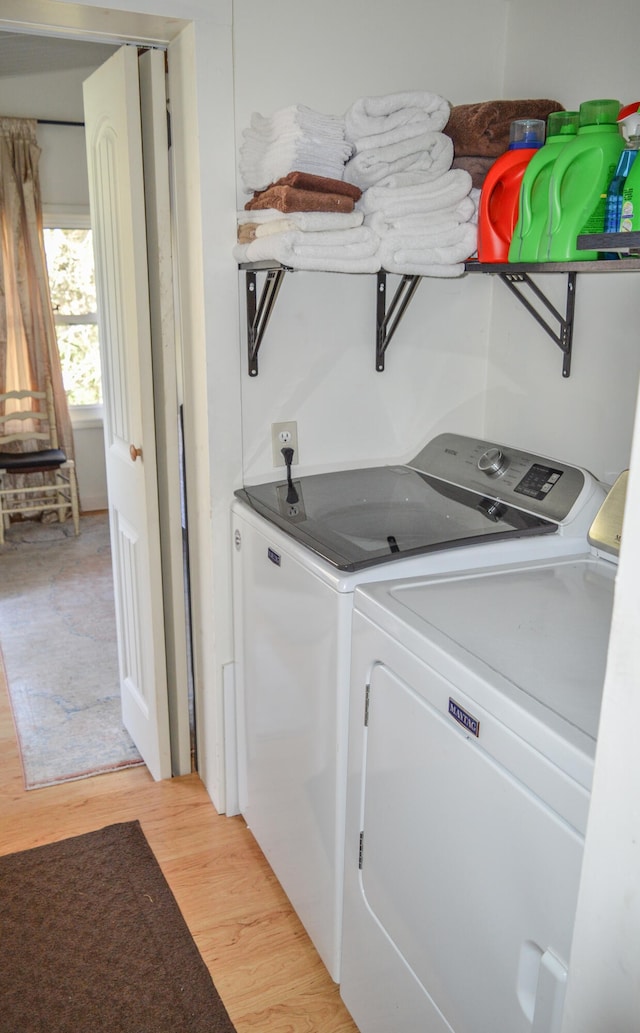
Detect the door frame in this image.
<box><xmin>0</xmin><ymin>2</ymin><xmax>234</xmax><ymax>808</ymax></box>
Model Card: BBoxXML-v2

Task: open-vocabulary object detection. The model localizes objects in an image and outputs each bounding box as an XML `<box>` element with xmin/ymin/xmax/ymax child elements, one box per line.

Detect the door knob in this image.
<box><xmin>129</xmin><ymin>444</ymin><xmax>142</xmax><ymax>462</ymax></box>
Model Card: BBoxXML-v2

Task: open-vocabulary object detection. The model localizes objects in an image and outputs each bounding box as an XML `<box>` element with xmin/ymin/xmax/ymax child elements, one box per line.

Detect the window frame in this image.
<box><xmin>42</xmin><ymin>205</ymin><xmax>103</xmax><ymax>428</ymax></box>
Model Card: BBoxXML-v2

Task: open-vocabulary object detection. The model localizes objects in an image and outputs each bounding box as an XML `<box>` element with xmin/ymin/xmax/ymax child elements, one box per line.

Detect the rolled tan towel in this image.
<box><xmin>447</xmin><ymin>99</ymin><xmax>565</xmax><ymax>157</ymax></box>
<box><xmin>237</xmin><ymin>223</ymin><xmax>257</xmax><ymax>243</ymax></box>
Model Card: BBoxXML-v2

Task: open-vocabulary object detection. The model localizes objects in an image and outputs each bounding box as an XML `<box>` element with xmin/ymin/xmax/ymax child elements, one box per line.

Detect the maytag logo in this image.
<box><xmin>267</xmin><ymin>547</ymin><xmax>281</xmax><ymax>566</ymax></box>
<box><xmin>448</xmin><ymin>698</ymin><xmax>480</xmax><ymax>737</ymax></box>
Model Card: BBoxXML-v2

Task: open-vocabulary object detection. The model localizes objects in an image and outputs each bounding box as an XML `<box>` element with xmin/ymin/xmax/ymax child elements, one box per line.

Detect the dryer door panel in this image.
<box><xmin>360</xmin><ymin>661</ymin><xmax>585</xmax><ymax>1033</ymax></box>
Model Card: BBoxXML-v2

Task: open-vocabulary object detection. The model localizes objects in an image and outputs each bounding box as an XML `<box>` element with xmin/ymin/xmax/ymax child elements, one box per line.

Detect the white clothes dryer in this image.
<box><xmin>232</xmin><ymin>433</ymin><xmax>606</xmax><ymax>983</ymax></box>
<box><xmin>340</xmin><ymin>473</ymin><xmax>627</xmax><ymax>1033</ymax></box>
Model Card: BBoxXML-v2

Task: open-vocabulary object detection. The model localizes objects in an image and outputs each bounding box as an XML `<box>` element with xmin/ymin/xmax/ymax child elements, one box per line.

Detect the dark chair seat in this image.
<box><xmin>0</xmin><ymin>448</ymin><xmax>68</xmax><ymax>472</ymax></box>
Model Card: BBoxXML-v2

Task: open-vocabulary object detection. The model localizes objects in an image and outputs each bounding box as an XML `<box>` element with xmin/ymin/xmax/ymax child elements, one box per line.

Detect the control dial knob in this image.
<box><xmin>478</xmin><ymin>447</ymin><xmax>509</xmax><ymax>477</ymax></box>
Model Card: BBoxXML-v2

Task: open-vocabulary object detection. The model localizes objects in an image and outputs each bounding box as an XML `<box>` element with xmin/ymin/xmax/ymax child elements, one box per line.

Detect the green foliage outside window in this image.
<box><xmin>43</xmin><ymin>227</ymin><xmax>102</xmax><ymax>406</ymax></box>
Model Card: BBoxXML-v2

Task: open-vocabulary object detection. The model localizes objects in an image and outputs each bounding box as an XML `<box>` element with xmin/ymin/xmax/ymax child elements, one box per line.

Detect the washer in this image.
<box><xmin>340</xmin><ymin>473</ymin><xmax>627</xmax><ymax>1033</ymax></box>
<box><xmin>231</xmin><ymin>433</ymin><xmax>606</xmax><ymax>983</ymax></box>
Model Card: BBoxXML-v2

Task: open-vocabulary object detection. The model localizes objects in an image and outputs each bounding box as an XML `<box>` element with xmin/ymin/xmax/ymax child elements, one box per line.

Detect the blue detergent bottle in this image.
<box><xmin>603</xmin><ymin>102</ymin><xmax>640</xmax><ymax>256</ymax></box>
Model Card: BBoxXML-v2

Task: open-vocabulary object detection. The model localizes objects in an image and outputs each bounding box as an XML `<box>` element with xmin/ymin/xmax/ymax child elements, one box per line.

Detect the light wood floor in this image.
<box><xmin>0</xmin><ymin>662</ymin><xmax>359</xmax><ymax>1032</ymax></box>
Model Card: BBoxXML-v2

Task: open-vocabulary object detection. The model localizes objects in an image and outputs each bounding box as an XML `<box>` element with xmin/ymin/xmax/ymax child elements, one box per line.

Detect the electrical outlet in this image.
<box><xmin>271</xmin><ymin>421</ymin><xmax>299</xmax><ymax>467</ymax></box>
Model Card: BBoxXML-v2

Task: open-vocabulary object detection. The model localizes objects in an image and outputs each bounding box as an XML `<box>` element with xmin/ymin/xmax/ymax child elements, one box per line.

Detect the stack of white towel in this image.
<box><xmin>239</xmin><ymin>104</ymin><xmax>353</xmax><ymax>193</ymax></box>
<box><xmin>344</xmin><ymin>91</ymin><xmax>478</xmax><ymax>276</ymax></box>
<box><xmin>236</xmin><ymin>103</ymin><xmax>380</xmax><ymax>272</ymax></box>
<box><xmin>233</xmin><ymin>209</ymin><xmax>380</xmax><ymax>273</ymax></box>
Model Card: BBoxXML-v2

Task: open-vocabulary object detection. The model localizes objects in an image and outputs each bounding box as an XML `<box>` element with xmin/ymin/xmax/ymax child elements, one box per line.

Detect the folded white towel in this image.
<box><xmin>351</xmin><ymin>130</ymin><xmax>451</xmax><ymax>167</ymax></box>
<box><xmin>383</xmin><ymin>222</ymin><xmax>477</xmax><ymax>251</ymax></box>
<box><xmin>382</xmin><ymin>258</ymin><xmax>467</xmax><ymax>278</ymax></box>
<box><xmin>251</xmin><ymin>105</ymin><xmax>347</xmax><ymax>140</ymax></box>
<box><xmin>351</xmin><ymin>120</ymin><xmax>447</xmax><ymax>154</ymax></box>
<box><xmin>253</xmin><ymin>211</ymin><xmax>364</xmax><ymax>237</ymax></box>
<box><xmin>469</xmin><ymin>188</ymin><xmax>481</xmax><ymax>225</ymax></box>
<box><xmin>380</xmin><ymin>221</ymin><xmax>477</xmax><ymax>276</ymax></box>
<box><xmin>345</xmin><ymin>91</ymin><xmax>450</xmax><ymax>142</ymax></box>
<box><xmin>239</xmin><ymin>106</ymin><xmax>352</xmax><ymax>192</ymax></box>
<box><xmin>240</xmin><ymin>143</ymin><xmax>353</xmax><ymax>192</ymax></box>
<box><xmin>234</xmin><ymin>240</ymin><xmax>380</xmax><ymax>273</ymax></box>
<box><xmin>359</xmin><ymin>169</ymin><xmax>473</xmax><ymax>217</ymax></box>
<box><xmin>365</xmin><ymin>196</ymin><xmax>476</xmax><ymax>237</ymax></box>
<box><xmin>391</xmin><ymin>196</ymin><xmax>476</xmax><ymax>229</ymax></box>
<box><xmin>275</xmin><ymin>254</ymin><xmax>382</xmax><ymax>273</ymax></box>
<box><xmin>241</xmin><ymin>133</ymin><xmax>351</xmax><ymax>158</ymax></box>
<box><xmin>237</xmin><ymin>208</ymin><xmax>285</xmax><ymax>224</ymax></box>
<box><xmin>345</xmin><ymin>132</ymin><xmax>453</xmax><ymax>190</ymax></box>
<box><xmin>373</xmin><ymin>168</ymin><xmax>458</xmax><ymax>190</ymax></box>
<box><xmin>234</xmin><ymin>224</ymin><xmax>381</xmax><ymax>272</ymax></box>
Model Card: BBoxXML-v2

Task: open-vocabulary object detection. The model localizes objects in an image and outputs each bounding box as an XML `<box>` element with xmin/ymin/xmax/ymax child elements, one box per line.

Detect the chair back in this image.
<box><xmin>0</xmin><ymin>380</ymin><xmax>59</xmax><ymax>454</ymax></box>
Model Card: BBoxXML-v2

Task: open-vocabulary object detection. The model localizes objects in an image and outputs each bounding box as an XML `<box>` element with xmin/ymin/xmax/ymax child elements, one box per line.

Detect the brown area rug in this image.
<box><xmin>0</xmin><ymin>821</ymin><xmax>237</xmax><ymax>1033</ymax></box>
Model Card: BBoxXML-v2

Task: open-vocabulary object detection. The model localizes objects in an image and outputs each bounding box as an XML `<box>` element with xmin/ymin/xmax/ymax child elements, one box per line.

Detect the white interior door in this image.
<box><xmin>83</xmin><ymin>45</ymin><xmax>172</xmax><ymax>780</ymax></box>
<box><xmin>138</xmin><ymin>47</ymin><xmax>193</xmax><ymax>777</ymax></box>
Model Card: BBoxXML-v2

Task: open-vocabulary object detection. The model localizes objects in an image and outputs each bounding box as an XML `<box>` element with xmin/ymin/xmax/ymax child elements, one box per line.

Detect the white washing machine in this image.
<box><xmin>340</xmin><ymin>473</ymin><xmax>627</xmax><ymax>1033</ymax></box>
<box><xmin>231</xmin><ymin>433</ymin><xmax>606</xmax><ymax>983</ymax></box>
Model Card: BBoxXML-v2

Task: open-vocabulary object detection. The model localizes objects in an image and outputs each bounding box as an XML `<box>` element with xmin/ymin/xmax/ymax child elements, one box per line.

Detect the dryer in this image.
<box><xmin>340</xmin><ymin>473</ymin><xmax>627</xmax><ymax>1032</ymax></box>
<box><xmin>232</xmin><ymin>433</ymin><xmax>606</xmax><ymax>983</ymax></box>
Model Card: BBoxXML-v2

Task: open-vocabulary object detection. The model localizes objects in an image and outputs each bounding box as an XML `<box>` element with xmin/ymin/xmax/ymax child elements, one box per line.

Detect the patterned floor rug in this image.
<box><xmin>0</xmin><ymin>514</ymin><xmax>143</xmax><ymax>789</ymax></box>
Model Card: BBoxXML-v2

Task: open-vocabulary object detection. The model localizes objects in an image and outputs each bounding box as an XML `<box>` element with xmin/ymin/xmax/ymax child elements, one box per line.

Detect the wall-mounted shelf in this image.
<box><xmin>466</xmin><ymin>255</ymin><xmax>640</xmax><ymax>378</ymax></box>
<box><xmin>376</xmin><ymin>271</ymin><xmax>420</xmax><ymax>371</ymax></box>
<box><xmin>243</xmin><ymin>263</ymin><xmax>290</xmax><ymax>376</ymax></box>
<box><xmin>240</xmin><ymin>245</ymin><xmax>640</xmax><ymax>378</ymax></box>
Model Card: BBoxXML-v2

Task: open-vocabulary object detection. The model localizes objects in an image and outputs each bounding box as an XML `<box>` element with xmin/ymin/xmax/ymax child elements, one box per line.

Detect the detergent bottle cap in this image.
<box><xmin>579</xmin><ymin>99</ymin><xmax>621</xmax><ymax>127</ymax></box>
<box><xmin>508</xmin><ymin>118</ymin><xmax>545</xmax><ymax>150</ymax></box>
<box><xmin>546</xmin><ymin>110</ymin><xmax>580</xmax><ymax>138</ymax></box>
<box><xmin>617</xmin><ymin>102</ymin><xmax>640</xmax><ymax>142</ymax></box>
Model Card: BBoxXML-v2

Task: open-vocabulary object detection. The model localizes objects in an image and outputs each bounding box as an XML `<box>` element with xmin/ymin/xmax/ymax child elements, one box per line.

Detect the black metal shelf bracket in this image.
<box><xmin>498</xmin><ymin>271</ymin><xmax>576</xmax><ymax>378</ymax></box>
<box><xmin>376</xmin><ymin>271</ymin><xmax>421</xmax><ymax>371</ymax></box>
<box><xmin>245</xmin><ymin>266</ymin><xmax>288</xmax><ymax>376</ymax></box>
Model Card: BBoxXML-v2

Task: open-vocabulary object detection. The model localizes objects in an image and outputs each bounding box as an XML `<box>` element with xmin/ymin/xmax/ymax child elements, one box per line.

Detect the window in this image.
<box><xmin>42</xmin><ymin>212</ymin><xmax>102</xmax><ymax>409</ymax></box>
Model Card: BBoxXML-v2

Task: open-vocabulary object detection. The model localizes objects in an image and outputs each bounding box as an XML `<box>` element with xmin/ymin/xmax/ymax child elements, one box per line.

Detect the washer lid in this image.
<box><xmin>235</xmin><ymin>464</ymin><xmax>556</xmax><ymax>571</ymax></box>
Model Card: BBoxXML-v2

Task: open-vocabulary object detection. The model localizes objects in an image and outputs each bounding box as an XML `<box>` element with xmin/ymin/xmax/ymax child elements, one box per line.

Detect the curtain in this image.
<box><xmin>0</xmin><ymin>116</ymin><xmax>74</xmax><ymax>461</ymax></box>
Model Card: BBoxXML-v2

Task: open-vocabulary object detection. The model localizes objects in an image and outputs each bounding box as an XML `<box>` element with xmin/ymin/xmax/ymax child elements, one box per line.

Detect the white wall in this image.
<box><xmin>233</xmin><ymin>0</ymin><xmax>509</xmax><ymax>482</ymax></box>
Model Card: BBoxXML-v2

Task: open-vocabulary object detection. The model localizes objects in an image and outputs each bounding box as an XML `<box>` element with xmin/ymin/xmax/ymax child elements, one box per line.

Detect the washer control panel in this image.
<box><xmin>410</xmin><ymin>433</ymin><xmax>591</xmax><ymax>524</ymax></box>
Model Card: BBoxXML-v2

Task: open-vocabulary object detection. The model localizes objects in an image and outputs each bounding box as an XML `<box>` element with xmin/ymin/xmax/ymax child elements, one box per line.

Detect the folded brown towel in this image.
<box><xmin>451</xmin><ymin>155</ymin><xmax>496</xmax><ymax>190</ymax></box>
<box><xmin>245</xmin><ymin>185</ymin><xmax>355</xmax><ymax>213</ymax></box>
<box><xmin>447</xmin><ymin>99</ymin><xmax>565</xmax><ymax>157</ymax></box>
<box><xmin>270</xmin><ymin>171</ymin><xmax>362</xmax><ymax>201</ymax></box>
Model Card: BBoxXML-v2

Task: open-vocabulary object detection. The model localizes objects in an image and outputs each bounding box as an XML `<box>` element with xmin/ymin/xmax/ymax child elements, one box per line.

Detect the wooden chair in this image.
<box><xmin>0</xmin><ymin>380</ymin><xmax>80</xmax><ymax>543</ymax></box>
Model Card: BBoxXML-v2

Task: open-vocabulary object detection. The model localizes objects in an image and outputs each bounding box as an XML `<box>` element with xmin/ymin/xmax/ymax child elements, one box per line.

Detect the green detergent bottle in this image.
<box><xmin>508</xmin><ymin>110</ymin><xmax>579</xmax><ymax>263</ymax></box>
<box><xmin>545</xmin><ymin>99</ymin><xmax>623</xmax><ymax>261</ymax></box>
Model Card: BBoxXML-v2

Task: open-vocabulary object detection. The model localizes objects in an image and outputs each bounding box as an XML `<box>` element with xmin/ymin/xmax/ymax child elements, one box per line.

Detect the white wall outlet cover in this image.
<box><xmin>271</xmin><ymin>421</ymin><xmax>299</xmax><ymax>466</ymax></box>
